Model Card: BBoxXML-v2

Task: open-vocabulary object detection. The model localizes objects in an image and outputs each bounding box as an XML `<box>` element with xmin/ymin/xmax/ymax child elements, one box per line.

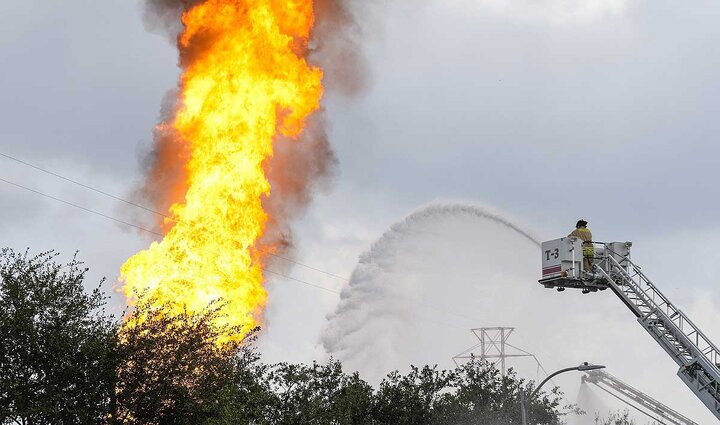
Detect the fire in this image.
<box><xmin>120</xmin><ymin>0</ymin><xmax>323</xmax><ymax>337</ymax></box>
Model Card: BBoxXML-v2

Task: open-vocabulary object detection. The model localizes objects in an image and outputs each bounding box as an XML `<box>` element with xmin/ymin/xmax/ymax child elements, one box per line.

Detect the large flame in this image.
<box><xmin>121</xmin><ymin>0</ymin><xmax>323</xmax><ymax>337</ymax></box>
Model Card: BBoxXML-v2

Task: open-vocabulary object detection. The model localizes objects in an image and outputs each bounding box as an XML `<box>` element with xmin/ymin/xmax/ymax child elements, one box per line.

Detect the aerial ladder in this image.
<box><xmin>582</xmin><ymin>369</ymin><xmax>699</xmax><ymax>425</ymax></box>
<box><xmin>539</xmin><ymin>238</ymin><xmax>720</xmax><ymax>421</ymax></box>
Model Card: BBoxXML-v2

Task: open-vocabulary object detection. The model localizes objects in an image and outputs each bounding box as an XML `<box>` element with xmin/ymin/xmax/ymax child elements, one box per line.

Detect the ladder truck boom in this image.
<box><xmin>539</xmin><ymin>238</ymin><xmax>720</xmax><ymax>421</ymax></box>
<box><xmin>583</xmin><ymin>370</ymin><xmax>699</xmax><ymax>425</ymax></box>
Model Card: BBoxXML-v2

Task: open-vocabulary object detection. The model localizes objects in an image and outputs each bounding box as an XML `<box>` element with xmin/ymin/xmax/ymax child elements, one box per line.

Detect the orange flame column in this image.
<box><xmin>121</xmin><ymin>0</ymin><xmax>323</xmax><ymax>336</ymax></box>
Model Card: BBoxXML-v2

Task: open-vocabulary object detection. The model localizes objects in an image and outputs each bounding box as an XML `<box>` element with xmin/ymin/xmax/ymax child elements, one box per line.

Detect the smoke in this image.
<box><xmin>258</xmin><ymin>116</ymin><xmax>337</xmax><ymax>261</ymax></box>
<box><xmin>139</xmin><ymin>0</ymin><xmax>202</xmax><ymax>41</ymax></box>
<box><xmin>132</xmin><ymin>0</ymin><xmax>369</xmax><ymax>265</ymax></box>
<box><xmin>141</xmin><ymin>0</ymin><xmax>369</xmax><ymax>93</ymax></box>
<box><xmin>260</xmin><ymin>0</ymin><xmax>370</xmax><ymax>261</ymax></box>
<box><xmin>310</xmin><ymin>0</ymin><xmax>370</xmax><ymax>97</ymax></box>
<box><xmin>478</xmin><ymin>0</ymin><xmax>629</xmax><ymax>24</ymax></box>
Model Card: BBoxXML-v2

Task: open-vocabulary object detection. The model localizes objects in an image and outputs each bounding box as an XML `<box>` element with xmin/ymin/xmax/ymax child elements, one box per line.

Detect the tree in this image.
<box><xmin>374</xmin><ymin>360</ymin><xmax>565</xmax><ymax>425</ymax></box>
<box><xmin>0</xmin><ymin>249</ymin><xmax>117</xmax><ymax>425</ymax></box>
<box><xmin>111</xmin><ymin>298</ymin><xmax>264</xmax><ymax>425</ymax></box>
<box><xmin>205</xmin><ymin>333</ymin><xmax>273</xmax><ymax>425</ymax></box>
<box><xmin>261</xmin><ymin>360</ymin><xmax>375</xmax><ymax>425</ymax></box>
<box><xmin>373</xmin><ymin>365</ymin><xmax>454</xmax><ymax>425</ymax></box>
<box><xmin>436</xmin><ymin>360</ymin><xmax>564</xmax><ymax>425</ymax></box>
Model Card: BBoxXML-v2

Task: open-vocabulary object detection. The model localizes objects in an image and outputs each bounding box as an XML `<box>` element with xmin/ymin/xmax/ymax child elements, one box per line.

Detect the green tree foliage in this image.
<box><xmin>435</xmin><ymin>361</ymin><xmax>563</xmax><ymax>425</ymax></box>
<box><xmin>206</xmin><ymin>332</ymin><xmax>272</xmax><ymax>425</ymax></box>
<box><xmin>111</xmin><ymin>299</ymin><xmax>263</xmax><ymax>425</ymax></box>
<box><xmin>0</xmin><ymin>249</ymin><xmax>116</xmax><ymax>425</ymax></box>
<box><xmin>372</xmin><ymin>362</ymin><xmax>563</xmax><ymax>425</ymax></box>
<box><xmin>260</xmin><ymin>360</ymin><xmax>375</xmax><ymax>425</ymax></box>
<box><xmin>250</xmin><ymin>359</ymin><xmax>565</xmax><ymax>425</ymax></box>
<box><xmin>373</xmin><ymin>365</ymin><xmax>453</xmax><ymax>424</ymax></box>
<box><xmin>0</xmin><ymin>248</ymin><xmax>569</xmax><ymax>425</ymax></box>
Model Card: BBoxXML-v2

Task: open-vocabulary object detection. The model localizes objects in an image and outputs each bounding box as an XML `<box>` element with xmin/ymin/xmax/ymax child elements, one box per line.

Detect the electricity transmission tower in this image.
<box><xmin>452</xmin><ymin>327</ymin><xmax>541</xmax><ymax>376</ymax></box>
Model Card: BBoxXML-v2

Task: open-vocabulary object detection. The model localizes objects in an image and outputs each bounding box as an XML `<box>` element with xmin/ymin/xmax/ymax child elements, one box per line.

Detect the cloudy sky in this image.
<box><xmin>2</xmin><ymin>0</ymin><xmax>719</xmax><ymax>422</ymax></box>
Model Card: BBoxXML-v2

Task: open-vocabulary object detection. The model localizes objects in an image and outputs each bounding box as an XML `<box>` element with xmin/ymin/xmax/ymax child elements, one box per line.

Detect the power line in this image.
<box><xmin>503</xmin><ymin>343</ymin><xmax>572</xmax><ymax>408</ymax></box>
<box><xmin>0</xmin><ymin>174</ymin><xmax>482</xmax><ymax>334</ymax></box>
<box><xmin>0</xmin><ymin>151</ymin><xmax>169</xmax><ymax>219</ymax></box>
<box><xmin>0</xmin><ymin>176</ymin><xmax>161</xmax><ymax>236</ymax></box>
<box><xmin>2</xmin><ymin>174</ymin><xmax>489</xmax><ymax>327</ymax></box>
<box><xmin>264</xmin><ymin>269</ymin><xmax>339</xmax><ymax>294</ymax></box>
<box><xmin>267</xmin><ymin>253</ymin><xmax>348</xmax><ymax>281</ymax></box>
<box><xmin>0</xmin><ymin>175</ymin><xmax>340</xmax><ymax>295</ymax></box>
<box><xmin>0</xmin><ymin>151</ymin><xmax>349</xmax><ymax>280</ymax></box>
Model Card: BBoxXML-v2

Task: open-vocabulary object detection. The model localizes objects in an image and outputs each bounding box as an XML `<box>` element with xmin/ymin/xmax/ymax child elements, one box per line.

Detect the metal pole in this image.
<box><xmin>571</xmin><ymin>239</ymin><xmax>576</xmax><ymax>278</ymax></box>
<box><xmin>501</xmin><ymin>328</ymin><xmax>506</xmax><ymax>376</ymax></box>
<box><xmin>521</xmin><ymin>363</ymin><xmax>605</xmax><ymax>424</ymax></box>
<box><xmin>528</xmin><ymin>366</ymin><xmax>581</xmax><ymax>401</ymax></box>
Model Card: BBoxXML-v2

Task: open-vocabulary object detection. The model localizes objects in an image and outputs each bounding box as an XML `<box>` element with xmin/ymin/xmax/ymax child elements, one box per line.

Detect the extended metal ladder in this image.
<box><xmin>593</xmin><ymin>247</ymin><xmax>720</xmax><ymax>420</ymax></box>
<box><xmin>583</xmin><ymin>369</ymin><xmax>699</xmax><ymax>425</ymax></box>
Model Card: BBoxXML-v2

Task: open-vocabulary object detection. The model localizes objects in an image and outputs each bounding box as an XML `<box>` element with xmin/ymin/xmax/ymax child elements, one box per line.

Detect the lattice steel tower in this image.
<box><xmin>453</xmin><ymin>327</ymin><xmax>538</xmax><ymax>375</ymax></box>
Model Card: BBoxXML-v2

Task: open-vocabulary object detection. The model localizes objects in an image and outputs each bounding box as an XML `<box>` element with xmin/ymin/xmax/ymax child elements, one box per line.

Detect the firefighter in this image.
<box><xmin>569</xmin><ymin>219</ymin><xmax>594</xmax><ymax>274</ymax></box>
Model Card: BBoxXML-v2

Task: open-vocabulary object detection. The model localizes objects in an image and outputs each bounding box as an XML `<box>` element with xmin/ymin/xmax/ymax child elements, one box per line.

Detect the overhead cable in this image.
<box><xmin>0</xmin><ymin>175</ymin><xmax>339</xmax><ymax>295</ymax></box>
<box><xmin>0</xmin><ymin>151</ymin><xmax>168</xmax><ymax>219</ymax></box>
<box><xmin>0</xmin><ymin>150</ymin><xmax>348</xmax><ymax>280</ymax></box>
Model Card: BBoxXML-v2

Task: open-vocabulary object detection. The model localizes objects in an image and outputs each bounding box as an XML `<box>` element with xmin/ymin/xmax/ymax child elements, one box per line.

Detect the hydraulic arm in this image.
<box><xmin>539</xmin><ymin>239</ymin><xmax>720</xmax><ymax>421</ymax></box>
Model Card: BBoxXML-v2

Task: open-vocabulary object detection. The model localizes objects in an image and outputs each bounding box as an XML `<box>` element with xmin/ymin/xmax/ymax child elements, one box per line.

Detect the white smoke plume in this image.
<box><xmin>478</xmin><ymin>0</ymin><xmax>629</xmax><ymax>24</ymax></box>
<box><xmin>320</xmin><ymin>200</ymin><xmax>715</xmax><ymax>423</ymax></box>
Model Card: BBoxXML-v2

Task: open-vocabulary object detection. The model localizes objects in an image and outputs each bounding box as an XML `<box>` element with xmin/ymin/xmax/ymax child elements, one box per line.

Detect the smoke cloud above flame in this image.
<box><xmin>479</xmin><ymin>0</ymin><xmax>628</xmax><ymax>23</ymax></box>
<box><xmin>136</xmin><ymin>0</ymin><xmax>366</xmax><ymax>249</ymax></box>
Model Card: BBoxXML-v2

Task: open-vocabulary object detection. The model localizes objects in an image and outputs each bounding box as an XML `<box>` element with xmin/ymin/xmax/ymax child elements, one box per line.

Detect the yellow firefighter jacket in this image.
<box><xmin>569</xmin><ymin>227</ymin><xmax>594</xmax><ymax>256</ymax></box>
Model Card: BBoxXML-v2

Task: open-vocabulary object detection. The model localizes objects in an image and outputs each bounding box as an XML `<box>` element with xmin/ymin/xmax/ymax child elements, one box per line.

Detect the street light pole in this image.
<box><xmin>520</xmin><ymin>362</ymin><xmax>605</xmax><ymax>425</ymax></box>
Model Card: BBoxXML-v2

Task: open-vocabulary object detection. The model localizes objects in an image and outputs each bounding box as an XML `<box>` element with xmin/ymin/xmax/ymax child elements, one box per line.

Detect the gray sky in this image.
<box><xmin>2</xmin><ymin>0</ymin><xmax>720</xmax><ymax>422</ymax></box>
